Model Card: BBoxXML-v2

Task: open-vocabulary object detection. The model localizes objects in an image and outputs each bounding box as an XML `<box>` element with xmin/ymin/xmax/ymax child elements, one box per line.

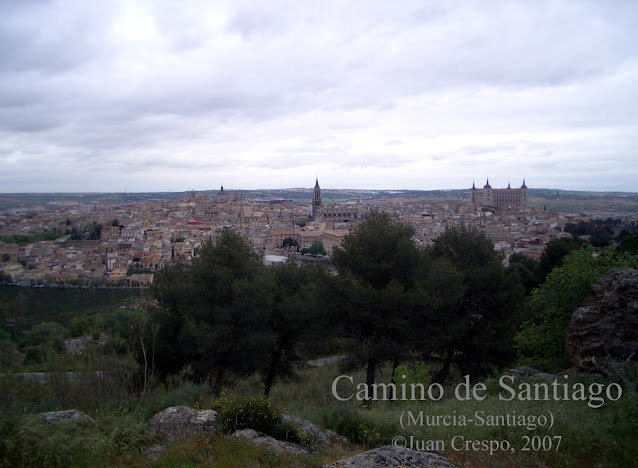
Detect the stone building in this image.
<box><xmin>311</xmin><ymin>179</ymin><xmax>368</xmax><ymax>223</ymax></box>
<box><xmin>470</xmin><ymin>179</ymin><xmax>528</xmax><ymax>210</ymax></box>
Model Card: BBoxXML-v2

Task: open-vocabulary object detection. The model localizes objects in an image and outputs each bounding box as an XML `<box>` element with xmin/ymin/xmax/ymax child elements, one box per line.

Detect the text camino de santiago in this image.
<box><xmin>332</xmin><ymin>374</ymin><xmax>622</xmax><ymax>409</ymax></box>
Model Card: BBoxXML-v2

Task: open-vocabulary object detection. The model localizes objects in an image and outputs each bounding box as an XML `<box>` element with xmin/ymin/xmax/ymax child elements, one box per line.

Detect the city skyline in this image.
<box><xmin>1</xmin><ymin>1</ymin><xmax>637</xmax><ymax>193</ymax></box>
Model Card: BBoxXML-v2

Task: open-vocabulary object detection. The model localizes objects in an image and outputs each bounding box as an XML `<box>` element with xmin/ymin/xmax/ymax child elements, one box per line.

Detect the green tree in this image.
<box><xmin>87</xmin><ymin>223</ymin><xmax>102</xmax><ymax>240</ymax></box>
<box><xmin>331</xmin><ymin>211</ymin><xmax>420</xmax><ymax>399</ymax></box>
<box><xmin>564</xmin><ymin>220</ymin><xmax>613</xmax><ymax>247</ymax></box>
<box><xmin>507</xmin><ymin>253</ymin><xmax>542</xmax><ymax>294</ymax></box>
<box><xmin>261</xmin><ymin>261</ymin><xmax>330</xmax><ymax>396</ymax></box>
<box><xmin>424</xmin><ymin>226</ymin><xmax>524</xmax><ymax>383</ymax></box>
<box><xmin>282</xmin><ymin>237</ymin><xmax>298</xmax><ymax>249</ymax></box>
<box><xmin>617</xmin><ymin>230</ymin><xmax>638</xmax><ymax>255</ymax></box>
<box><xmin>23</xmin><ymin>321</ymin><xmax>68</xmax><ymax>351</ymax></box>
<box><xmin>151</xmin><ymin>230</ymin><xmax>274</xmax><ymax>394</ymax></box>
<box><xmin>301</xmin><ymin>241</ymin><xmax>326</xmax><ymax>256</ymax></box>
<box><xmin>515</xmin><ymin>245</ymin><xmax>638</xmax><ymax>372</ymax></box>
<box><xmin>70</xmin><ymin>315</ymin><xmax>93</xmax><ymax>338</ymax></box>
<box><xmin>538</xmin><ymin>237</ymin><xmax>584</xmax><ymax>280</ymax></box>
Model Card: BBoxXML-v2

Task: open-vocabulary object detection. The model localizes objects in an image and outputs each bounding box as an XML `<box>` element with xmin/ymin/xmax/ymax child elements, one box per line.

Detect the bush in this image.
<box><xmin>393</xmin><ymin>361</ymin><xmax>431</xmax><ymax>388</ymax></box>
<box><xmin>212</xmin><ymin>396</ymin><xmax>279</xmax><ymax>435</ymax></box>
<box><xmin>23</xmin><ymin>322</ymin><xmax>67</xmax><ymax>352</ymax></box>
<box><xmin>211</xmin><ymin>396</ymin><xmax>306</xmax><ymax>445</ymax></box>
<box><xmin>23</xmin><ymin>346</ymin><xmax>47</xmax><ymax>365</ymax></box>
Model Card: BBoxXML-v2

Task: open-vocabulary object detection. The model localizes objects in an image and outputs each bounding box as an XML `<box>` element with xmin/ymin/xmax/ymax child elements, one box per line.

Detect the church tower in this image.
<box><xmin>521</xmin><ymin>179</ymin><xmax>528</xmax><ymax>208</ymax></box>
<box><xmin>483</xmin><ymin>178</ymin><xmax>493</xmax><ymax>206</ymax></box>
<box><xmin>312</xmin><ymin>178</ymin><xmax>323</xmax><ymax>220</ymax></box>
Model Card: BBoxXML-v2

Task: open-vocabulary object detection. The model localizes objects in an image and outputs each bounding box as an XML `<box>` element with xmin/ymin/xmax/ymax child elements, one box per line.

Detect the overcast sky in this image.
<box><xmin>1</xmin><ymin>0</ymin><xmax>637</xmax><ymax>193</ymax></box>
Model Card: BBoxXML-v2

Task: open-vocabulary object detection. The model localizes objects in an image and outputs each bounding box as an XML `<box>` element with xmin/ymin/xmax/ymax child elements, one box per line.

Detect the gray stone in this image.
<box><xmin>282</xmin><ymin>414</ymin><xmax>332</xmax><ymax>446</ymax></box>
<box><xmin>232</xmin><ymin>428</ymin><xmax>312</xmax><ymax>456</ymax></box>
<box><xmin>37</xmin><ymin>409</ymin><xmax>94</xmax><ymax>424</ymax></box>
<box><xmin>324</xmin><ymin>429</ymin><xmax>353</xmax><ymax>448</ymax></box>
<box><xmin>144</xmin><ymin>444</ymin><xmax>167</xmax><ymax>460</ymax></box>
<box><xmin>505</xmin><ymin>366</ymin><xmax>541</xmax><ymax>378</ymax></box>
<box><xmin>533</xmin><ymin>372</ymin><xmax>555</xmax><ymax>381</ymax></box>
<box><xmin>323</xmin><ymin>445</ymin><xmax>457</xmax><ymax>467</ymax></box>
<box><xmin>146</xmin><ymin>406</ymin><xmax>220</xmax><ymax>441</ymax></box>
<box><xmin>567</xmin><ymin>268</ymin><xmax>638</xmax><ymax>372</ymax></box>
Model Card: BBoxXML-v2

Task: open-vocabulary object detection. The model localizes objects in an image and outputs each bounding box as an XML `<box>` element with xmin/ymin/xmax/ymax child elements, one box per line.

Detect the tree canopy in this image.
<box><xmin>151</xmin><ymin>230</ymin><xmax>273</xmax><ymax>393</ymax></box>
<box><xmin>424</xmin><ymin>225</ymin><xmax>524</xmax><ymax>382</ymax></box>
<box><xmin>330</xmin><ymin>211</ymin><xmax>422</xmax><ymax>398</ymax></box>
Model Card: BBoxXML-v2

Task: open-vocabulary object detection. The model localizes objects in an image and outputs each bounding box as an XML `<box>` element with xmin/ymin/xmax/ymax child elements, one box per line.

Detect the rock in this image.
<box><xmin>232</xmin><ymin>428</ymin><xmax>312</xmax><ymax>456</ymax></box>
<box><xmin>282</xmin><ymin>414</ymin><xmax>332</xmax><ymax>446</ymax></box>
<box><xmin>146</xmin><ymin>406</ymin><xmax>220</xmax><ymax>441</ymax></box>
<box><xmin>324</xmin><ymin>429</ymin><xmax>353</xmax><ymax>448</ymax></box>
<box><xmin>533</xmin><ymin>372</ymin><xmax>555</xmax><ymax>381</ymax></box>
<box><xmin>37</xmin><ymin>409</ymin><xmax>94</xmax><ymax>424</ymax></box>
<box><xmin>144</xmin><ymin>444</ymin><xmax>167</xmax><ymax>460</ymax></box>
<box><xmin>323</xmin><ymin>445</ymin><xmax>457</xmax><ymax>467</ymax></box>
<box><xmin>567</xmin><ymin>268</ymin><xmax>638</xmax><ymax>372</ymax></box>
<box><xmin>505</xmin><ymin>366</ymin><xmax>541</xmax><ymax>378</ymax></box>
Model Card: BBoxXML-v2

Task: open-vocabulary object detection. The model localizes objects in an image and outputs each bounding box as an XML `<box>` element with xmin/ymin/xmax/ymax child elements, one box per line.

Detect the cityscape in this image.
<box><xmin>2</xmin><ymin>179</ymin><xmax>635</xmax><ymax>287</ymax></box>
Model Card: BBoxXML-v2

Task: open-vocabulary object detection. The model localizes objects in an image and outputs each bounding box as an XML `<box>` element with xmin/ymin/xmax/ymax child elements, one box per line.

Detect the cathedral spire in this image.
<box><xmin>312</xmin><ymin>177</ymin><xmax>322</xmax><ymax>220</ymax></box>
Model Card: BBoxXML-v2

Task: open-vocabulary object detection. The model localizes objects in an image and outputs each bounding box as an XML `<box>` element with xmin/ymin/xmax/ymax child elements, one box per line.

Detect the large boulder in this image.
<box><xmin>323</xmin><ymin>445</ymin><xmax>457</xmax><ymax>467</ymax></box>
<box><xmin>146</xmin><ymin>406</ymin><xmax>220</xmax><ymax>441</ymax></box>
<box><xmin>566</xmin><ymin>268</ymin><xmax>638</xmax><ymax>372</ymax></box>
<box><xmin>232</xmin><ymin>428</ymin><xmax>312</xmax><ymax>456</ymax></box>
<box><xmin>37</xmin><ymin>409</ymin><xmax>94</xmax><ymax>424</ymax></box>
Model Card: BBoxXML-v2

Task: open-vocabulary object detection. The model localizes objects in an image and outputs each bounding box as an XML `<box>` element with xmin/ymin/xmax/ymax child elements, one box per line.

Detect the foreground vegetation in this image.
<box><xmin>2</xmin><ymin>212</ymin><xmax>638</xmax><ymax>466</ymax></box>
<box><xmin>0</xmin><ymin>362</ymin><xmax>636</xmax><ymax>467</ymax></box>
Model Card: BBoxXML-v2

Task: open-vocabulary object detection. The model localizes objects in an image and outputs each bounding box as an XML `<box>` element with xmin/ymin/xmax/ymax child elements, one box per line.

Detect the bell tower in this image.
<box><xmin>312</xmin><ymin>178</ymin><xmax>323</xmax><ymax>220</ymax></box>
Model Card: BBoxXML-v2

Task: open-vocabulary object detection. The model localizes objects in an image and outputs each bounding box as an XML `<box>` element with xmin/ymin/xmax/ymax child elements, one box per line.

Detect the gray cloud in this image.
<box><xmin>0</xmin><ymin>0</ymin><xmax>637</xmax><ymax>192</ymax></box>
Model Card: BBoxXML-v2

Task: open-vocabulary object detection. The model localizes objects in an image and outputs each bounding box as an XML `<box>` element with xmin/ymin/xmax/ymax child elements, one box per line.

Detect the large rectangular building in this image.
<box><xmin>470</xmin><ymin>179</ymin><xmax>528</xmax><ymax>210</ymax></box>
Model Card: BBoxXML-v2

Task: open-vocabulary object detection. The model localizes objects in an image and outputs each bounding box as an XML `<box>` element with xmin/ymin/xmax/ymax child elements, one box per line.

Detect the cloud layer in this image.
<box><xmin>1</xmin><ymin>0</ymin><xmax>637</xmax><ymax>192</ymax></box>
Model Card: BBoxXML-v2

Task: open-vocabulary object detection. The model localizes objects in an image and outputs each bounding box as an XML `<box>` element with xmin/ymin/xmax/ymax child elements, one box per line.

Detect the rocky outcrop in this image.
<box><xmin>282</xmin><ymin>414</ymin><xmax>332</xmax><ymax>446</ymax></box>
<box><xmin>232</xmin><ymin>429</ymin><xmax>312</xmax><ymax>456</ymax></box>
<box><xmin>567</xmin><ymin>268</ymin><xmax>638</xmax><ymax>372</ymax></box>
<box><xmin>37</xmin><ymin>409</ymin><xmax>94</xmax><ymax>424</ymax></box>
<box><xmin>146</xmin><ymin>406</ymin><xmax>220</xmax><ymax>441</ymax></box>
<box><xmin>323</xmin><ymin>445</ymin><xmax>457</xmax><ymax>467</ymax></box>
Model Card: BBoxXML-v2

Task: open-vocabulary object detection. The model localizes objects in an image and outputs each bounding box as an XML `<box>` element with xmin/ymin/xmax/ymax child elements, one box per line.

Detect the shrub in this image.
<box><xmin>211</xmin><ymin>396</ymin><xmax>306</xmax><ymax>445</ymax></box>
<box><xmin>393</xmin><ymin>361</ymin><xmax>431</xmax><ymax>388</ymax></box>
<box><xmin>212</xmin><ymin>396</ymin><xmax>279</xmax><ymax>435</ymax></box>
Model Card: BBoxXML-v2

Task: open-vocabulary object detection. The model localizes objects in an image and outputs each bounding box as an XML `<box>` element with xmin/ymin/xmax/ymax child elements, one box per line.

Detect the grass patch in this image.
<box><xmin>1</xmin><ymin>360</ymin><xmax>637</xmax><ymax>466</ymax></box>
